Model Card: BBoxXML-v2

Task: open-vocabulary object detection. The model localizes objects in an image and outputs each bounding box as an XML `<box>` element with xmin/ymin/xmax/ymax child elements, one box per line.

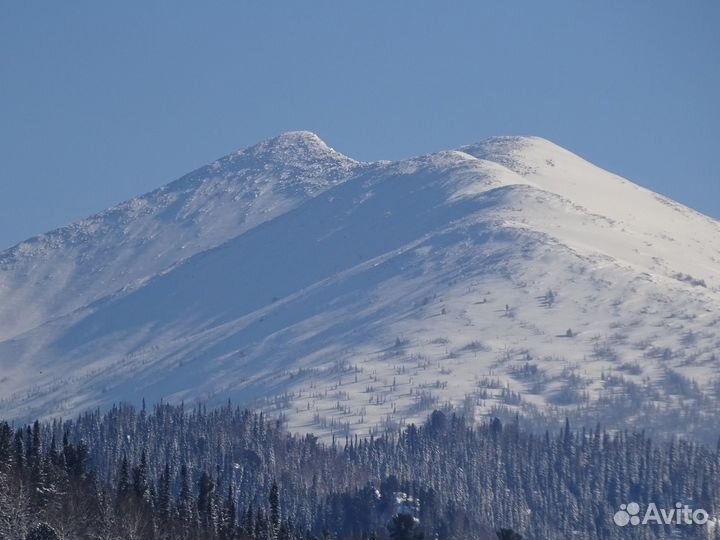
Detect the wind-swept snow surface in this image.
<box><xmin>1</xmin><ymin>133</ymin><xmax>719</xmax><ymax>442</ymax></box>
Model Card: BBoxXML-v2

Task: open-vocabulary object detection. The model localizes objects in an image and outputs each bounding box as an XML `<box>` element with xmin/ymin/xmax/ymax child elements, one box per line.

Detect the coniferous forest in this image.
<box><xmin>1</xmin><ymin>402</ymin><xmax>719</xmax><ymax>539</ymax></box>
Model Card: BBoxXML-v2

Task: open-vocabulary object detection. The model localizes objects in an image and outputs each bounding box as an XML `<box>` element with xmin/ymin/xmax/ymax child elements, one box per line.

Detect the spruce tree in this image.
<box><xmin>269</xmin><ymin>482</ymin><xmax>280</xmax><ymax>538</ymax></box>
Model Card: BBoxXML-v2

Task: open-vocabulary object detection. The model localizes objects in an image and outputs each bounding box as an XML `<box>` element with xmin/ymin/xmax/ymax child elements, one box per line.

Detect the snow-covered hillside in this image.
<box><xmin>1</xmin><ymin>133</ymin><xmax>719</xmax><ymax>442</ymax></box>
<box><xmin>0</xmin><ymin>132</ymin><xmax>359</xmax><ymax>341</ymax></box>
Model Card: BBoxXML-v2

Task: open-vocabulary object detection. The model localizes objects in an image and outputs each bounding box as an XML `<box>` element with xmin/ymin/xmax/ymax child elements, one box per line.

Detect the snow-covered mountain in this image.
<box><xmin>1</xmin><ymin>133</ymin><xmax>719</xmax><ymax>442</ymax></box>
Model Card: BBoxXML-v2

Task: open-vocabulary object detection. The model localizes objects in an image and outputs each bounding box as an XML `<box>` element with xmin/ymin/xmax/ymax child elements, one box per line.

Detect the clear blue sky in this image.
<box><xmin>1</xmin><ymin>1</ymin><xmax>718</xmax><ymax>250</ymax></box>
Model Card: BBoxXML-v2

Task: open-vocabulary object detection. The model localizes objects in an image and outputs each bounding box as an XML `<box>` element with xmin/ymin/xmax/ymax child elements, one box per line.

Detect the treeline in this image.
<box><xmin>1</xmin><ymin>402</ymin><xmax>719</xmax><ymax>539</ymax></box>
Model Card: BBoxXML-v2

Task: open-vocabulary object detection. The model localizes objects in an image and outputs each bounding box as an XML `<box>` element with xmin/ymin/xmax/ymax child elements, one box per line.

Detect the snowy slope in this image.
<box><xmin>461</xmin><ymin>137</ymin><xmax>720</xmax><ymax>287</ymax></box>
<box><xmin>0</xmin><ymin>132</ymin><xmax>360</xmax><ymax>340</ymax></box>
<box><xmin>1</xmin><ymin>134</ymin><xmax>719</xmax><ymax>442</ymax></box>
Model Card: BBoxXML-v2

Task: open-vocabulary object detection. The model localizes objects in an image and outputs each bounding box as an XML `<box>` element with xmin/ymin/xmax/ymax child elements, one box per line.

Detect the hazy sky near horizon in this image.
<box><xmin>1</xmin><ymin>1</ymin><xmax>718</xmax><ymax>250</ymax></box>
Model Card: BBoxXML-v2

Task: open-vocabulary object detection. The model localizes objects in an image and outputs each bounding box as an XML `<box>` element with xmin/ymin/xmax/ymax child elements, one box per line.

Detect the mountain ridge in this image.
<box><xmin>0</xmin><ymin>131</ymin><xmax>362</xmax><ymax>340</ymax></box>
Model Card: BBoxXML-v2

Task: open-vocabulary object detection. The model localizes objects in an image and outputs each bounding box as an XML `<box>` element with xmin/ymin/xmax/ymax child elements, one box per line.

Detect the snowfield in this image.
<box><xmin>1</xmin><ymin>132</ymin><xmax>719</xmax><ymax>442</ymax></box>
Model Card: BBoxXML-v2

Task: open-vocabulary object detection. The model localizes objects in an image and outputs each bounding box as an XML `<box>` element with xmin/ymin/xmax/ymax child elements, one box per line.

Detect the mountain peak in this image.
<box><xmin>235</xmin><ymin>131</ymin><xmax>358</xmax><ymax>167</ymax></box>
<box><xmin>272</xmin><ymin>130</ymin><xmax>325</xmax><ymax>143</ymax></box>
<box><xmin>261</xmin><ymin>130</ymin><xmax>328</xmax><ymax>151</ymax></box>
<box><xmin>459</xmin><ymin>135</ymin><xmax>580</xmax><ymax>174</ymax></box>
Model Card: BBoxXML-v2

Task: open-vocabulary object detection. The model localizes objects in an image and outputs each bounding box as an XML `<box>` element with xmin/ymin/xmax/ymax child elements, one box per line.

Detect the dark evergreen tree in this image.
<box><xmin>117</xmin><ymin>455</ymin><xmax>130</xmax><ymax>499</ymax></box>
<box><xmin>220</xmin><ymin>482</ymin><xmax>237</xmax><ymax>540</ymax></box>
<box><xmin>387</xmin><ymin>514</ymin><xmax>423</xmax><ymax>540</ymax></box>
<box><xmin>25</xmin><ymin>522</ymin><xmax>60</xmax><ymax>540</ymax></box>
<box><xmin>198</xmin><ymin>470</ymin><xmax>218</xmax><ymax>534</ymax></box>
<box><xmin>269</xmin><ymin>482</ymin><xmax>281</xmax><ymax>538</ymax></box>
<box><xmin>157</xmin><ymin>461</ymin><xmax>172</xmax><ymax>525</ymax></box>
<box><xmin>496</xmin><ymin>528</ymin><xmax>523</xmax><ymax>540</ymax></box>
<box><xmin>132</xmin><ymin>449</ymin><xmax>150</xmax><ymax>499</ymax></box>
<box><xmin>178</xmin><ymin>462</ymin><xmax>195</xmax><ymax>533</ymax></box>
